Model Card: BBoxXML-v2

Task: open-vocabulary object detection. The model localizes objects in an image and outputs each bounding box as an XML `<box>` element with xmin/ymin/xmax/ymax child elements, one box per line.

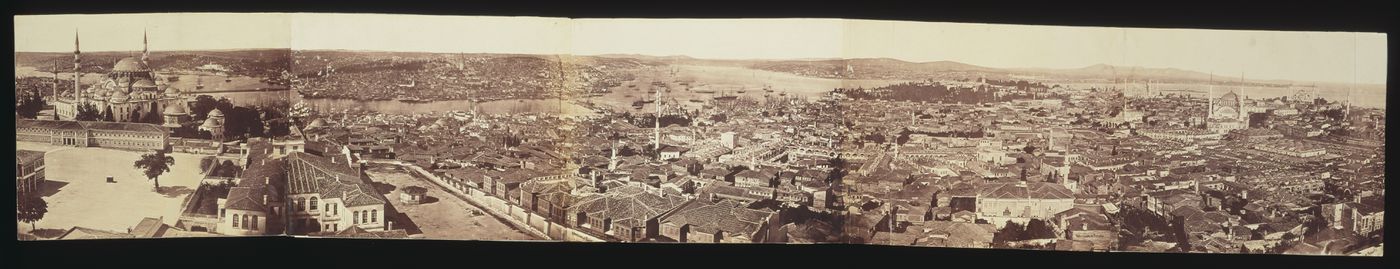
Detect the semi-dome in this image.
<box><xmin>112</xmin><ymin>57</ymin><xmax>150</xmax><ymax>72</ymax></box>
<box><xmin>164</xmin><ymin>104</ymin><xmax>188</xmax><ymax>115</ymax></box>
<box><xmin>132</xmin><ymin>79</ymin><xmax>157</xmax><ymax>89</ymax></box>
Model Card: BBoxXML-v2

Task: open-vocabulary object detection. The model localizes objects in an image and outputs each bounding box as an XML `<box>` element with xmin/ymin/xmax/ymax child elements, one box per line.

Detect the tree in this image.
<box><xmin>16</xmin><ymin>192</ymin><xmax>49</xmax><ymax>231</ymax></box>
<box><xmin>101</xmin><ymin>105</ymin><xmax>116</xmax><ymax>122</ymax></box>
<box><xmin>1024</xmin><ymin>219</ymin><xmax>1058</xmax><ymax>240</ymax></box>
<box><xmin>133</xmin><ymin>151</ymin><xmax>175</xmax><ymax>191</ymax></box>
<box><xmin>190</xmin><ymin>95</ymin><xmax>219</xmax><ymax>121</ymax></box>
<box><xmin>129</xmin><ymin>107</ymin><xmax>143</xmax><ymax>123</ymax></box>
<box><xmin>15</xmin><ymin>94</ymin><xmax>45</xmax><ymax>119</ymax></box>
<box><xmin>994</xmin><ymin>220</ymin><xmax>1026</xmax><ymax>246</ymax></box>
<box><xmin>74</xmin><ymin>103</ymin><xmax>102</xmax><ymax>121</ymax></box>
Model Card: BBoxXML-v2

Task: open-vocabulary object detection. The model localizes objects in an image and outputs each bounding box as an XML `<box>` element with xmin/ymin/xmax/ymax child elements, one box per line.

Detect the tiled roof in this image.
<box><xmin>659</xmin><ymin>199</ymin><xmax>776</xmax><ymax>236</ymax></box>
<box><xmin>574</xmin><ymin>185</ymin><xmax>690</xmax><ymax>228</ymax></box>
<box><xmin>286</xmin><ymin>152</ymin><xmax>386</xmax><ymax>207</ymax></box>
<box><xmin>977</xmin><ymin>181</ymin><xmax>1073</xmax><ymax>200</ymax></box>
<box><xmin>225</xmin><ymin>186</ymin><xmax>269</xmax><ymax>211</ymax></box>
<box><xmin>16</xmin><ymin>150</ymin><xmax>44</xmax><ymax>164</ymax></box>
<box><xmin>16</xmin><ymin>119</ymin><xmax>166</xmax><ymax>133</ymax></box>
<box><xmin>131</xmin><ymin>217</ymin><xmax>169</xmax><ymax>238</ymax></box>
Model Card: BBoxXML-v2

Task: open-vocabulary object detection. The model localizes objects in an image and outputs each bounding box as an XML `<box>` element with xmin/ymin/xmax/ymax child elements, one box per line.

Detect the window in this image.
<box><xmin>309</xmin><ymin>197</ymin><xmax>319</xmax><ymax>211</ymax></box>
<box><xmin>220</xmin><ymin>209</ymin><xmax>226</xmax><ymax>218</ymax></box>
<box><xmin>251</xmin><ymin>215</ymin><xmax>259</xmax><ymax>230</ymax></box>
<box><xmin>331</xmin><ymin>203</ymin><xmax>337</xmax><ymax>215</ymax></box>
<box><xmin>371</xmin><ymin>210</ymin><xmax>378</xmax><ymax>223</ymax></box>
<box><xmin>353</xmin><ymin>211</ymin><xmax>360</xmax><ymax>224</ymax></box>
<box><xmin>361</xmin><ymin>210</ymin><xmax>369</xmax><ymax>224</ymax></box>
<box><xmin>231</xmin><ymin>214</ymin><xmax>240</xmax><ymax>228</ymax></box>
<box><xmin>242</xmin><ymin>215</ymin><xmax>250</xmax><ymax>229</ymax></box>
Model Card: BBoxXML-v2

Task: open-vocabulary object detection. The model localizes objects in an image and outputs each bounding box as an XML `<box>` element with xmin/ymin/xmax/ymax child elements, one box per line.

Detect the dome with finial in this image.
<box><xmin>112</xmin><ymin>57</ymin><xmax>150</xmax><ymax>72</ymax></box>
<box><xmin>199</xmin><ymin>116</ymin><xmax>223</xmax><ymax>131</ymax></box>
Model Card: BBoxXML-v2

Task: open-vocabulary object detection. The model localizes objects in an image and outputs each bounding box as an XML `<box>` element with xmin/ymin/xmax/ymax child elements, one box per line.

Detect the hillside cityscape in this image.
<box><xmin>14</xmin><ymin>16</ymin><xmax>1385</xmax><ymax>257</ymax></box>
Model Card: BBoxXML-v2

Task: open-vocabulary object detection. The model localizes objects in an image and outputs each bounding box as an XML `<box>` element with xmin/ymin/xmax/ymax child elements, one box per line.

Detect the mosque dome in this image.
<box><xmin>163</xmin><ymin>86</ymin><xmax>181</xmax><ymax>96</ymax></box>
<box><xmin>207</xmin><ymin>108</ymin><xmax>225</xmax><ymax>118</ymax></box>
<box><xmin>112</xmin><ymin>57</ymin><xmax>150</xmax><ymax>72</ymax></box>
<box><xmin>200</xmin><ymin>116</ymin><xmax>223</xmax><ymax>130</ymax></box>
<box><xmin>164</xmin><ymin>104</ymin><xmax>188</xmax><ymax>116</ymax></box>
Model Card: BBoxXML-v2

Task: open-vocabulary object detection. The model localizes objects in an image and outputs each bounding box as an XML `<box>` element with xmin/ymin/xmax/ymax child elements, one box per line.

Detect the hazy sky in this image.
<box><xmin>14</xmin><ymin>13</ymin><xmax>290</xmax><ymax>52</ymax></box>
<box><xmin>14</xmin><ymin>13</ymin><xmax>1387</xmax><ymax>84</ymax></box>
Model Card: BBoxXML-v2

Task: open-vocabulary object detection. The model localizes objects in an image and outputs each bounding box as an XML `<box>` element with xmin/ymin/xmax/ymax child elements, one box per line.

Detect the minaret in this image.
<box><xmin>141</xmin><ymin>29</ymin><xmax>150</xmax><ymax>65</ymax></box>
<box><xmin>609</xmin><ymin>141</ymin><xmax>619</xmax><ymax>171</ymax></box>
<box><xmin>1207</xmin><ymin>73</ymin><xmax>1214</xmax><ymax>119</ymax></box>
<box><xmin>52</xmin><ymin>61</ymin><xmax>59</xmax><ymax>101</ymax></box>
<box><xmin>653</xmin><ymin>87</ymin><xmax>663</xmax><ymax>152</ymax></box>
<box><xmin>73</xmin><ymin>30</ymin><xmax>84</xmax><ymax>103</ymax></box>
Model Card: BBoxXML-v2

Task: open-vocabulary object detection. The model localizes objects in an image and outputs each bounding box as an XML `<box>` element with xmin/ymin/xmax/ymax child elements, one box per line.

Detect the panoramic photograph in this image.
<box><xmin>14</xmin><ymin>13</ymin><xmax>295</xmax><ymax>239</ymax></box>
<box><xmin>15</xmin><ymin>13</ymin><xmax>1387</xmax><ymax>256</ymax></box>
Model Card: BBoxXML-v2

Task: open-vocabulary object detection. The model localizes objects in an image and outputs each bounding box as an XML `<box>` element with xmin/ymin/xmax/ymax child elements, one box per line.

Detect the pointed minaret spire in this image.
<box><xmin>73</xmin><ymin>29</ymin><xmax>83</xmax><ymax>103</ymax></box>
<box><xmin>142</xmin><ymin>28</ymin><xmax>150</xmax><ymax>64</ymax></box>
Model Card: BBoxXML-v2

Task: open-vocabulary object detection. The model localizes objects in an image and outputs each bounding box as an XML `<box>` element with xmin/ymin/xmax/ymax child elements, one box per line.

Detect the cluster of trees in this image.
<box><xmin>993</xmin><ymin>219</ymin><xmax>1059</xmax><ymax>247</ymax></box>
<box><xmin>169</xmin><ymin>95</ymin><xmax>291</xmax><ymax>140</ymax></box>
<box><xmin>15</xmin><ymin>94</ymin><xmax>47</xmax><ymax>119</ymax></box>
<box><xmin>1113</xmin><ymin>205</ymin><xmax>1172</xmax><ymax>249</ymax></box>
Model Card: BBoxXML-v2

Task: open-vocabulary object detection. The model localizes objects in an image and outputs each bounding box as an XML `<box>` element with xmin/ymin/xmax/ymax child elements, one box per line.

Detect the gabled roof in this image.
<box><xmin>977</xmin><ymin>181</ymin><xmax>1073</xmax><ymax>200</ymax></box>
<box><xmin>659</xmin><ymin>198</ymin><xmax>776</xmax><ymax>236</ymax></box>
<box><xmin>286</xmin><ymin>152</ymin><xmax>386</xmax><ymax>207</ymax></box>
<box><xmin>57</xmin><ymin>227</ymin><xmax>135</xmax><ymax>240</ymax></box>
<box><xmin>574</xmin><ymin>185</ymin><xmax>690</xmax><ymax>228</ymax></box>
<box><xmin>130</xmin><ymin>217</ymin><xmax>170</xmax><ymax>238</ymax></box>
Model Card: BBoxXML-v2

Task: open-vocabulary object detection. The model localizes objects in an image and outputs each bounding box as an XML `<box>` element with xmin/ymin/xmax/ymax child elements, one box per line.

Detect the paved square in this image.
<box><xmin>17</xmin><ymin>142</ymin><xmax>206</xmax><ymax>235</ymax></box>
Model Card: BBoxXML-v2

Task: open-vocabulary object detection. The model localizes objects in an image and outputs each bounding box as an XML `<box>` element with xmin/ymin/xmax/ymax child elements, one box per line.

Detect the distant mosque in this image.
<box><xmin>1206</xmin><ymin>84</ymin><xmax>1249</xmax><ymax>133</ymax></box>
<box><xmin>52</xmin><ymin>30</ymin><xmax>191</xmax><ymax>130</ymax></box>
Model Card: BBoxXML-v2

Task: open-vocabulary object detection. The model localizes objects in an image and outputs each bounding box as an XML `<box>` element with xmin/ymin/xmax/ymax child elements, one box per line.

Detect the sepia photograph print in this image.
<box><xmin>15</xmin><ymin>13</ymin><xmax>294</xmax><ymax>239</ymax></box>
<box><xmin>14</xmin><ymin>12</ymin><xmax>1386</xmax><ymax>257</ymax></box>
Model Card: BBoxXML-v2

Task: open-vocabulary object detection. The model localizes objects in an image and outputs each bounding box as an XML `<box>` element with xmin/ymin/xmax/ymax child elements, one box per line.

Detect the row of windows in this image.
<box><xmin>229</xmin><ymin>214</ymin><xmax>260</xmax><ymax>230</ymax></box>
<box><xmin>352</xmin><ymin>210</ymin><xmax>379</xmax><ymax>224</ymax></box>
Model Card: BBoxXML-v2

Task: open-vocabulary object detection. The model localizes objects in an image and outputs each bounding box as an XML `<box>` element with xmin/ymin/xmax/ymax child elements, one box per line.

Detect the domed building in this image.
<box><xmin>53</xmin><ymin>31</ymin><xmax>190</xmax><ymax>125</ymax></box>
<box><xmin>1207</xmin><ymin>88</ymin><xmax>1249</xmax><ymax>133</ymax></box>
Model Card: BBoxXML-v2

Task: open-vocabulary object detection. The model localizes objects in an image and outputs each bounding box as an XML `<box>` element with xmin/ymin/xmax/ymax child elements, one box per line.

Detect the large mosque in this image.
<box><xmin>52</xmin><ymin>31</ymin><xmax>191</xmax><ymax>129</ymax></box>
<box><xmin>1206</xmin><ymin>86</ymin><xmax>1249</xmax><ymax>133</ymax></box>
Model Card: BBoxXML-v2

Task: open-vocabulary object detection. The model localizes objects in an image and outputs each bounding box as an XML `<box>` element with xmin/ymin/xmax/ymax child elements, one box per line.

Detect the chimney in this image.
<box><xmin>262</xmin><ymin>194</ymin><xmax>268</xmax><ymax>205</ymax></box>
<box><xmin>387</xmin><ymin>221</ymin><xmax>393</xmax><ymax>230</ymax></box>
<box><xmin>265</xmin><ymin>177</ymin><xmax>269</xmax><ymax>185</ymax></box>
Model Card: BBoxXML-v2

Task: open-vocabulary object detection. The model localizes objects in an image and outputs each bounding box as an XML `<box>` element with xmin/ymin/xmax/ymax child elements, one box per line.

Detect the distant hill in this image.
<box><xmin>15</xmin><ymin>49</ymin><xmax>290</xmax><ymax>78</ymax></box>
<box><xmin>748</xmin><ymin>57</ymin><xmax>1009</xmax><ymax>80</ymax></box>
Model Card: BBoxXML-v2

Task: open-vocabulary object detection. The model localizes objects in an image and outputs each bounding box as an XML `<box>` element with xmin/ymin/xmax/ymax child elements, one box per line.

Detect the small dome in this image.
<box><xmin>109</xmin><ymin>91</ymin><xmax>130</xmax><ymax>102</ymax></box>
<box><xmin>306</xmin><ymin>118</ymin><xmax>328</xmax><ymax>128</ymax></box>
<box><xmin>164</xmin><ymin>104</ymin><xmax>188</xmax><ymax>115</ymax></box>
<box><xmin>112</xmin><ymin>57</ymin><xmax>150</xmax><ymax>72</ymax></box>
<box><xmin>200</xmin><ymin>117</ymin><xmax>223</xmax><ymax>130</ymax></box>
<box><xmin>207</xmin><ymin>108</ymin><xmax>225</xmax><ymax>118</ymax></box>
<box><xmin>163</xmin><ymin>86</ymin><xmax>181</xmax><ymax>96</ymax></box>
